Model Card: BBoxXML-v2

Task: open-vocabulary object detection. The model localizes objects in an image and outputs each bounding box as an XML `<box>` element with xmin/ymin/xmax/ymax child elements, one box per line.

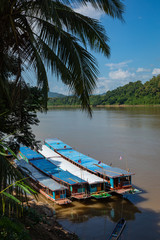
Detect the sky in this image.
<box><xmin>47</xmin><ymin>0</ymin><xmax>160</xmax><ymax>95</ymax></box>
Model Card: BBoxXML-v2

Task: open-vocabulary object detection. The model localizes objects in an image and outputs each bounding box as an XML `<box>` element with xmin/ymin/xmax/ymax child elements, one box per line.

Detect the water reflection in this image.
<box><xmin>55</xmin><ymin>196</ymin><xmax>142</xmax><ymax>240</ymax></box>
<box><xmin>55</xmin><ymin>196</ymin><xmax>141</xmax><ymax>223</ymax></box>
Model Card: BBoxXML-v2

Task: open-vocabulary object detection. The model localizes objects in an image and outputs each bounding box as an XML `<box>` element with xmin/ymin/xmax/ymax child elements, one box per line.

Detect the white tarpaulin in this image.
<box><xmin>39</xmin><ymin>145</ymin><xmax>106</xmax><ymax>185</ymax></box>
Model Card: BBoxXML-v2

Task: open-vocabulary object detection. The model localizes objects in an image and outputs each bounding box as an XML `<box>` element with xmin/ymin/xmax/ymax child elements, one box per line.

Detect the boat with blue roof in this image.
<box><xmin>45</xmin><ymin>138</ymin><xmax>135</xmax><ymax>194</ymax></box>
<box><xmin>19</xmin><ymin>146</ymin><xmax>89</xmax><ymax>200</ymax></box>
<box><xmin>15</xmin><ymin>158</ymin><xmax>71</xmax><ymax>205</ymax></box>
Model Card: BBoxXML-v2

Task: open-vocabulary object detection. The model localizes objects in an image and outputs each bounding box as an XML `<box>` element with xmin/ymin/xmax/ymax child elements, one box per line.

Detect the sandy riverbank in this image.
<box><xmin>47</xmin><ymin>104</ymin><xmax>160</xmax><ymax>108</ymax></box>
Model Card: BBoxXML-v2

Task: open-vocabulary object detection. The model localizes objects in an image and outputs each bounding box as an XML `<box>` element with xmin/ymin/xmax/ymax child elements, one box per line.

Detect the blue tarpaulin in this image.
<box><xmin>19</xmin><ymin>146</ymin><xmax>87</xmax><ymax>185</ymax></box>
<box><xmin>45</xmin><ymin>138</ymin><xmax>72</xmax><ymax>150</ymax></box>
<box><xmin>19</xmin><ymin>146</ymin><xmax>44</xmax><ymax>160</ymax></box>
<box><xmin>45</xmin><ymin>139</ymin><xmax>134</xmax><ymax>178</ymax></box>
<box><xmin>30</xmin><ymin>159</ymin><xmax>87</xmax><ymax>185</ymax></box>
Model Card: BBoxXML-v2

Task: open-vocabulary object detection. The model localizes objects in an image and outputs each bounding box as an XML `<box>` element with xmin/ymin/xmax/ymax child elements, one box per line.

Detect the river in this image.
<box><xmin>32</xmin><ymin>107</ymin><xmax>160</xmax><ymax>240</ymax></box>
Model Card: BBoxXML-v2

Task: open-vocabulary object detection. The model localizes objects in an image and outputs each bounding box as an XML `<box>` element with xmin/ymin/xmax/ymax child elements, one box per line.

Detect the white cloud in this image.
<box><xmin>51</xmin><ymin>85</ymin><xmax>70</xmax><ymax>95</ymax></box>
<box><xmin>74</xmin><ymin>3</ymin><xmax>104</xmax><ymax>19</ymax></box>
<box><xmin>94</xmin><ymin>77</ymin><xmax>111</xmax><ymax>94</ymax></box>
<box><xmin>152</xmin><ymin>68</ymin><xmax>160</xmax><ymax>75</ymax></box>
<box><xmin>105</xmin><ymin>60</ymin><xmax>132</xmax><ymax>70</ymax></box>
<box><xmin>136</xmin><ymin>68</ymin><xmax>150</xmax><ymax>73</ymax></box>
<box><xmin>94</xmin><ymin>75</ymin><xmax>138</xmax><ymax>94</ymax></box>
<box><xmin>109</xmin><ymin>69</ymin><xmax>135</xmax><ymax>80</ymax></box>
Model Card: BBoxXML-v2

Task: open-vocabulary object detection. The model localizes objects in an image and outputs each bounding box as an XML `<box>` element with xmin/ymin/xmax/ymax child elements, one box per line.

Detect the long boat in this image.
<box><xmin>44</xmin><ymin>138</ymin><xmax>135</xmax><ymax>194</ymax></box>
<box><xmin>15</xmin><ymin>158</ymin><xmax>71</xmax><ymax>205</ymax></box>
<box><xmin>38</xmin><ymin>145</ymin><xmax>112</xmax><ymax>199</ymax></box>
<box><xmin>108</xmin><ymin>218</ymin><xmax>126</xmax><ymax>240</ymax></box>
<box><xmin>19</xmin><ymin>146</ymin><xmax>89</xmax><ymax>200</ymax></box>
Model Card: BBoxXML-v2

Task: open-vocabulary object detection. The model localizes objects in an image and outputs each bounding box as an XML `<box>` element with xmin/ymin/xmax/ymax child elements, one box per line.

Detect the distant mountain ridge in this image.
<box><xmin>48</xmin><ymin>91</ymin><xmax>66</xmax><ymax>98</ymax></box>
<box><xmin>48</xmin><ymin>75</ymin><xmax>160</xmax><ymax>106</ymax></box>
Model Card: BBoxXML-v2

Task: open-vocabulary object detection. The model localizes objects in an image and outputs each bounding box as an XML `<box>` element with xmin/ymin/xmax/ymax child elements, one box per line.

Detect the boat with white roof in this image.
<box><xmin>38</xmin><ymin>145</ymin><xmax>112</xmax><ymax>199</ymax></box>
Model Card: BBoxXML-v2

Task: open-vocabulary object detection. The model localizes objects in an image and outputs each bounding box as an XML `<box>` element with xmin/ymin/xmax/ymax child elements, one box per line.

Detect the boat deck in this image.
<box><xmin>55</xmin><ymin>198</ymin><xmax>72</xmax><ymax>205</ymax></box>
<box><xmin>114</xmin><ymin>188</ymin><xmax>133</xmax><ymax>194</ymax></box>
<box><xmin>71</xmin><ymin>193</ymin><xmax>91</xmax><ymax>200</ymax></box>
<box><xmin>115</xmin><ymin>187</ymin><xmax>142</xmax><ymax>195</ymax></box>
<box><xmin>91</xmin><ymin>191</ymin><xmax>112</xmax><ymax>199</ymax></box>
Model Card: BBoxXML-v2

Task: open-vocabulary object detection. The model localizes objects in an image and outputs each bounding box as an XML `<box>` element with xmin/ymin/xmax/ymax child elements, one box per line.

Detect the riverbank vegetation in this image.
<box><xmin>48</xmin><ymin>75</ymin><xmax>160</xmax><ymax>107</ymax></box>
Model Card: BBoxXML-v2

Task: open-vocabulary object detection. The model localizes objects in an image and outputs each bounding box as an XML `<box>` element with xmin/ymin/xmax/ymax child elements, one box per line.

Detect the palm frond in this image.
<box><xmin>49</xmin><ymin>1</ymin><xmax>110</xmax><ymax>56</ymax></box>
<box><xmin>27</xmin><ymin>5</ymin><xmax>110</xmax><ymax>57</ymax></box>
<box><xmin>0</xmin><ymin>0</ymin><xmax>124</xmax><ymax>113</ymax></box>
<box><xmin>28</xmin><ymin>0</ymin><xmax>124</xmax><ymax>20</ymax></box>
<box><xmin>36</xmin><ymin>30</ymin><xmax>98</xmax><ymax>113</ymax></box>
<box><xmin>64</xmin><ymin>0</ymin><xmax>125</xmax><ymax>20</ymax></box>
<box><xmin>0</xmin><ymin>152</ymin><xmax>37</xmax><ymax>216</ymax></box>
<box><xmin>2</xmin><ymin>192</ymin><xmax>21</xmax><ymax>204</ymax></box>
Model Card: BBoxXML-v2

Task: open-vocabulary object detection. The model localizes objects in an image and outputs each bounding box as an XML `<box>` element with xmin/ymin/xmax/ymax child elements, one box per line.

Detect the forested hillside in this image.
<box><xmin>48</xmin><ymin>75</ymin><xmax>160</xmax><ymax>106</ymax></box>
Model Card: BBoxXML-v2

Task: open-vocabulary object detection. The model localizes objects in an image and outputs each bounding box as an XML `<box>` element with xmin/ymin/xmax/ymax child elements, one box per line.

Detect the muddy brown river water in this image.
<box><xmin>32</xmin><ymin>107</ymin><xmax>160</xmax><ymax>240</ymax></box>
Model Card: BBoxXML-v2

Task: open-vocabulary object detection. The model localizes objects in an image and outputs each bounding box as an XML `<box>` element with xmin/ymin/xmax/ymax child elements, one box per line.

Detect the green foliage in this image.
<box><xmin>48</xmin><ymin>96</ymin><xmax>81</xmax><ymax>106</ymax></box>
<box><xmin>0</xmin><ymin>154</ymin><xmax>34</xmax><ymax>216</ymax></box>
<box><xmin>48</xmin><ymin>75</ymin><xmax>160</xmax><ymax>106</ymax></box>
<box><xmin>0</xmin><ymin>81</ymin><xmax>43</xmax><ymax>151</ymax></box>
<box><xmin>0</xmin><ymin>0</ymin><xmax>124</xmax><ymax>114</ymax></box>
<box><xmin>0</xmin><ymin>138</ymin><xmax>37</xmax><ymax>217</ymax></box>
<box><xmin>0</xmin><ymin>216</ymin><xmax>31</xmax><ymax>240</ymax></box>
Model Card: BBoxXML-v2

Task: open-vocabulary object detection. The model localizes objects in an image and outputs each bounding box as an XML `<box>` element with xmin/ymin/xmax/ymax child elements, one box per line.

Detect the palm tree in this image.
<box><xmin>0</xmin><ymin>0</ymin><xmax>124</xmax><ymax>114</ymax></box>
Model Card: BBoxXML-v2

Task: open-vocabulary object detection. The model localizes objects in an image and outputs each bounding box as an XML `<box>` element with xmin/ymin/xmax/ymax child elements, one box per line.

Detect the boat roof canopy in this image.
<box><xmin>19</xmin><ymin>146</ymin><xmax>87</xmax><ymax>185</ymax></box>
<box><xmin>45</xmin><ymin>139</ymin><xmax>134</xmax><ymax>178</ymax></box>
<box><xmin>45</xmin><ymin>138</ymin><xmax>72</xmax><ymax>150</ymax></box>
<box><xmin>19</xmin><ymin>146</ymin><xmax>44</xmax><ymax>160</ymax></box>
<box><xmin>39</xmin><ymin>145</ymin><xmax>106</xmax><ymax>185</ymax></box>
<box><xmin>29</xmin><ymin>158</ymin><xmax>87</xmax><ymax>185</ymax></box>
<box><xmin>15</xmin><ymin>159</ymin><xmax>67</xmax><ymax>191</ymax></box>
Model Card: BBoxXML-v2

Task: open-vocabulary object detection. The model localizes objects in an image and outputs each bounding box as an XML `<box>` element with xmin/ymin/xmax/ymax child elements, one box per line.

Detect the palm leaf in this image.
<box><xmin>16</xmin><ymin>182</ymin><xmax>37</xmax><ymax>194</ymax></box>
<box><xmin>66</xmin><ymin>0</ymin><xmax>124</xmax><ymax>20</ymax></box>
<box><xmin>29</xmin><ymin>0</ymin><xmax>124</xmax><ymax>20</ymax></box>
<box><xmin>15</xmin><ymin>183</ymin><xmax>33</xmax><ymax>195</ymax></box>
<box><xmin>0</xmin><ymin>142</ymin><xmax>19</xmax><ymax>160</ymax></box>
<box><xmin>2</xmin><ymin>192</ymin><xmax>21</xmax><ymax>204</ymax></box>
